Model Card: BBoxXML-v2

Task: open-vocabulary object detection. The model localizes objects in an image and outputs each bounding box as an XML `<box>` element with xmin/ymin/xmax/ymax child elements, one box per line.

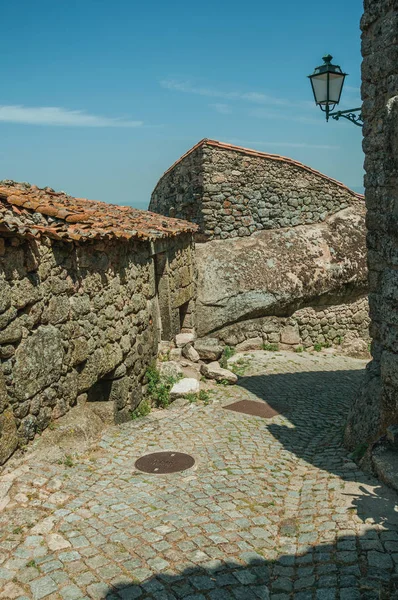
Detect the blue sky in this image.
<box><xmin>2</xmin><ymin>0</ymin><xmax>364</xmax><ymax>209</ymax></box>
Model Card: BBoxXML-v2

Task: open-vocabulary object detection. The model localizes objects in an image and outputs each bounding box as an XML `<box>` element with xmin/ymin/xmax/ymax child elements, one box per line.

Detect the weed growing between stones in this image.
<box><xmin>186</xmin><ymin>393</ymin><xmax>198</xmax><ymax>403</ymax></box>
<box><xmin>294</xmin><ymin>346</ymin><xmax>304</xmax><ymax>353</ymax></box>
<box><xmin>130</xmin><ymin>400</ymin><xmax>151</xmax><ymax>420</ymax></box>
<box><xmin>219</xmin><ymin>345</ymin><xmax>235</xmax><ymax>369</ymax></box>
<box><xmin>263</xmin><ymin>343</ymin><xmax>279</xmax><ymax>351</ymax></box>
<box><xmin>230</xmin><ymin>358</ymin><xmax>250</xmax><ymax>376</ymax></box>
<box><xmin>145</xmin><ymin>365</ymin><xmax>178</xmax><ymax>408</ymax></box>
<box><xmin>350</xmin><ymin>442</ymin><xmax>368</xmax><ymax>462</ymax></box>
<box><xmin>314</xmin><ymin>341</ymin><xmax>332</xmax><ymax>352</ymax></box>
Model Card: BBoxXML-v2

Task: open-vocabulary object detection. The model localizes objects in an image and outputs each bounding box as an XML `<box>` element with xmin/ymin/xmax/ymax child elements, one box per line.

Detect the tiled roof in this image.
<box><xmin>0</xmin><ymin>181</ymin><xmax>197</xmax><ymax>242</ymax></box>
<box><xmin>158</xmin><ymin>139</ymin><xmax>364</xmax><ymax>200</ymax></box>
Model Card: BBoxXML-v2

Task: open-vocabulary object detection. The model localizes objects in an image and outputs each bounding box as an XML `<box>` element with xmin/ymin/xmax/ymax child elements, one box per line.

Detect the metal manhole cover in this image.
<box><xmin>223</xmin><ymin>399</ymin><xmax>287</xmax><ymax>418</ymax></box>
<box><xmin>135</xmin><ymin>451</ymin><xmax>195</xmax><ymax>474</ymax></box>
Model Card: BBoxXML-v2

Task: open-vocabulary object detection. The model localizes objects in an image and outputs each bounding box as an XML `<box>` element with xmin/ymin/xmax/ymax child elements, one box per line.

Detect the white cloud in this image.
<box><xmin>248</xmin><ymin>107</ymin><xmax>321</xmax><ymax>125</ymax></box>
<box><xmin>0</xmin><ymin>105</ymin><xmax>143</xmax><ymax>127</ymax></box>
<box><xmin>209</xmin><ymin>103</ymin><xmax>233</xmax><ymax>114</ymax></box>
<box><xmin>160</xmin><ymin>79</ymin><xmax>290</xmax><ymax>107</ymax></box>
<box><xmin>227</xmin><ymin>138</ymin><xmax>339</xmax><ymax>150</ymax></box>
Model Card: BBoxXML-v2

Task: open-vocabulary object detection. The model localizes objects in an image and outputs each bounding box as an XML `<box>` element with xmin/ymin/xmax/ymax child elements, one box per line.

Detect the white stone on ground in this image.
<box><xmin>200</xmin><ymin>361</ymin><xmax>237</xmax><ymax>384</ymax></box>
<box><xmin>169</xmin><ymin>378</ymin><xmax>200</xmax><ymax>400</ymax></box>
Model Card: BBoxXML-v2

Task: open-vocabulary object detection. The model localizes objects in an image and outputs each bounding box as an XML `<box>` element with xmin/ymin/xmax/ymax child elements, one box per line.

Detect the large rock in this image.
<box><xmin>13</xmin><ymin>325</ymin><xmax>64</xmax><ymax>400</ymax></box>
<box><xmin>194</xmin><ymin>338</ymin><xmax>224</xmax><ymax>361</ymax></box>
<box><xmin>200</xmin><ymin>361</ymin><xmax>237</xmax><ymax>384</ymax></box>
<box><xmin>170</xmin><ymin>378</ymin><xmax>200</xmax><ymax>399</ymax></box>
<box><xmin>195</xmin><ymin>205</ymin><xmax>367</xmax><ymax>338</ymax></box>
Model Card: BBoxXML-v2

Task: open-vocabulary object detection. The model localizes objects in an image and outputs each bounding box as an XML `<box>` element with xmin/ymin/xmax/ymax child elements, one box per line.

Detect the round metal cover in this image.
<box><xmin>135</xmin><ymin>451</ymin><xmax>195</xmax><ymax>474</ymax></box>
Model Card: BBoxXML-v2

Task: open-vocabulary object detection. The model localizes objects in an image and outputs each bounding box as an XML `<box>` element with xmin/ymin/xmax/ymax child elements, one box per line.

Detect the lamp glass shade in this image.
<box><xmin>310</xmin><ymin>71</ymin><xmax>345</xmax><ymax>106</ymax></box>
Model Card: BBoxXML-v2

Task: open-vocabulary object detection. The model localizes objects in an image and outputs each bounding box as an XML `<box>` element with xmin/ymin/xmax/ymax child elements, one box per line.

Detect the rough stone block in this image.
<box><xmin>159</xmin><ymin>361</ymin><xmax>183</xmax><ymax>380</ymax></box>
<box><xmin>281</xmin><ymin>326</ymin><xmax>301</xmax><ymax>346</ymax></box>
<box><xmin>182</xmin><ymin>343</ymin><xmax>200</xmax><ymax>363</ymax></box>
<box><xmin>200</xmin><ymin>361</ymin><xmax>237</xmax><ymax>384</ymax></box>
<box><xmin>13</xmin><ymin>325</ymin><xmax>64</xmax><ymax>400</ymax></box>
<box><xmin>169</xmin><ymin>378</ymin><xmax>200</xmax><ymax>399</ymax></box>
<box><xmin>236</xmin><ymin>337</ymin><xmax>263</xmax><ymax>352</ymax></box>
<box><xmin>194</xmin><ymin>338</ymin><xmax>223</xmax><ymax>361</ymax></box>
<box><xmin>175</xmin><ymin>332</ymin><xmax>195</xmax><ymax>347</ymax></box>
<box><xmin>0</xmin><ymin>409</ymin><xmax>18</xmax><ymax>464</ymax></box>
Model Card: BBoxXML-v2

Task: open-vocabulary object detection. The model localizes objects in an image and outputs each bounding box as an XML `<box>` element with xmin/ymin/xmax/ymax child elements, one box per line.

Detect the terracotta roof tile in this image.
<box><xmin>157</xmin><ymin>138</ymin><xmax>364</xmax><ymax>200</ymax></box>
<box><xmin>0</xmin><ymin>181</ymin><xmax>197</xmax><ymax>242</ymax></box>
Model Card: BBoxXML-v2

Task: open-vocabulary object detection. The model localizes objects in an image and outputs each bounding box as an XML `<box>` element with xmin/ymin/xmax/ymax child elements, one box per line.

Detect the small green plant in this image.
<box><xmin>294</xmin><ymin>346</ymin><xmax>304</xmax><ymax>353</ymax></box>
<box><xmin>198</xmin><ymin>389</ymin><xmax>210</xmax><ymax>403</ymax></box>
<box><xmin>26</xmin><ymin>560</ymin><xmax>38</xmax><ymax>569</ymax></box>
<box><xmin>186</xmin><ymin>393</ymin><xmax>198</xmax><ymax>403</ymax></box>
<box><xmin>314</xmin><ymin>341</ymin><xmax>332</xmax><ymax>352</ymax></box>
<box><xmin>217</xmin><ymin>379</ymin><xmax>230</xmax><ymax>386</ymax></box>
<box><xmin>223</xmin><ymin>346</ymin><xmax>235</xmax><ymax>360</ymax></box>
<box><xmin>263</xmin><ymin>343</ymin><xmax>279</xmax><ymax>352</ymax></box>
<box><xmin>230</xmin><ymin>358</ymin><xmax>250</xmax><ymax>377</ymax></box>
<box><xmin>219</xmin><ymin>345</ymin><xmax>236</xmax><ymax>369</ymax></box>
<box><xmin>130</xmin><ymin>400</ymin><xmax>151</xmax><ymax>420</ymax></box>
<box><xmin>351</xmin><ymin>443</ymin><xmax>368</xmax><ymax>462</ymax></box>
<box><xmin>337</xmin><ymin>336</ymin><xmax>343</xmax><ymax>345</ymax></box>
<box><xmin>63</xmin><ymin>454</ymin><xmax>74</xmax><ymax>467</ymax></box>
<box><xmin>12</xmin><ymin>527</ymin><xmax>23</xmax><ymax>534</ymax></box>
<box><xmin>145</xmin><ymin>364</ymin><xmax>177</xmax><ymax>408</ymax></box>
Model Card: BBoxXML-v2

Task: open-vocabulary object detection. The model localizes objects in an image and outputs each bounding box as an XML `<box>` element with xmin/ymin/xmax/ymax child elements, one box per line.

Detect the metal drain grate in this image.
<box><xmin>223</xmin><ymin>399</ymin><xmax>287</xmax><ymax>418</ymax></box>
<box><xmin>134</xmin><ymin>451</ymin><xmax>195</xmax><ymax>474</ymax></box>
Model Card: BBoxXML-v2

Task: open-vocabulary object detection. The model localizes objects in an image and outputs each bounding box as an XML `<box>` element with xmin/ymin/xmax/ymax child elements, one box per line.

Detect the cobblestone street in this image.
<box><xmin>1</xmin><ymin>351</ymin><xmax>397</xmax><ymax>600</ymax></box>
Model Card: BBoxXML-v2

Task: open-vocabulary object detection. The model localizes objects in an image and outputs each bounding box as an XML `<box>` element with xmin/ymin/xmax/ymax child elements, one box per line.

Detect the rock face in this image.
<box><xmin>195</xmin><ymin>206</ymin><xmax>368</xmax><ymax>341</ymax></box>
<box><xmin>200</xmin><ymin>362</ymin><xmax>237</xmax><ymax>384</ymax></box>
<box><xmin>345</xmin><ymin>0</ymin><xmax>398</xmax><ymax>449</ymax></box>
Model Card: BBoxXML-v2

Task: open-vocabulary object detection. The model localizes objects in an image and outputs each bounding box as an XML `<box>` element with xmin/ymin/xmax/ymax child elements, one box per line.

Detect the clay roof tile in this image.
<box><xmin>0</xmin><ymin>181</ymin><xmax>197</xmax><ymax>242</ymax></box>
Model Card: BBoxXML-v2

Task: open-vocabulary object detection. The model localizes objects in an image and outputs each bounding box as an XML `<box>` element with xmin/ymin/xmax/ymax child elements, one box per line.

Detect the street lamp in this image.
<box><xmin>308</xmin><ymin>55</ymin><xmax>363</xmax><ymax>127</ymax></box>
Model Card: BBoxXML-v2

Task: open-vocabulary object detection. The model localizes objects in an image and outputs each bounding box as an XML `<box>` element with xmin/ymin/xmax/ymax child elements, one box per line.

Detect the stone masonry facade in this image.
<box><xmin>345</xmin><ymin>0</ymin><xmax>398</xmax><ymax>448</ymax></box>
<box><xmin>0</xmin><ymin>182</ymin><xmax>196</xmax><ymax>464</ymax></box>
<box><xmin>150</xmin><ymin>139</ymin><xmax>363</xmax><ymax>241</ymax></box>
<box><xmin>215</xmin><ymin>296</ymin><xmax>370</xmax><ymax>352</ymax></box>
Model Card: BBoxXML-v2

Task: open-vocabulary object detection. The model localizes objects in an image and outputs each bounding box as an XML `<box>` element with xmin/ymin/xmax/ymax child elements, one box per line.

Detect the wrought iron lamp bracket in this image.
<box><xmin>329</xmin><ymin>107</ymin><xmax>363</xmax><ymax>127</ymax></box>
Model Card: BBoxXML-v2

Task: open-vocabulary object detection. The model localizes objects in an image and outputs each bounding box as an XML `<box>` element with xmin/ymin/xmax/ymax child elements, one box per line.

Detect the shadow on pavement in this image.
<box><xmin>104</xmin><ymin>530</ymin><xmax>398</xmax><ymax>599</ymax></box>
<box><xmin>237</xmin><ymin>369</ymin><xmax>365</xmax><ymax>474</ymax></box>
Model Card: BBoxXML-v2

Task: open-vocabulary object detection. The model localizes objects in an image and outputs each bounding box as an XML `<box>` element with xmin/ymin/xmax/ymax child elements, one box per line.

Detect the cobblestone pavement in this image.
<box><xmin>1</xmin><ymin>351</ymin><xmax>398</xmax><ymax>600</ymax></box>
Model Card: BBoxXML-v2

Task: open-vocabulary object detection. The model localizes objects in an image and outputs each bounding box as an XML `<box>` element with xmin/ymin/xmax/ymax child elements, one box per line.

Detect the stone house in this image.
<box><xmin>150</xmin><ymin>138</ymin><xmax>365</xmax><ymax>241</ymax></box>
<box><xmin>150</xmin><ymin>140</ymin><xmax>370</xmax><ymax>352</ymax></box>
<box><xmin>0</xmin><ymin>182</ymin><xmax>196</xmax><ymax>464</ymax></box>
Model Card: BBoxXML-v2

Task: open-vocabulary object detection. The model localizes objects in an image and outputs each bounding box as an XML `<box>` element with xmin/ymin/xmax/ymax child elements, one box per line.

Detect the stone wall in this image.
<box><xmin>150</xmin><ymin>144</ymin><xmax>205</xmax><ymax>233</ymax></box>
<box><xmin>215</xmin><ymin>296</ymin><xmax>370</xmax><ymax>354</ymax></box>
<box><xmin>0</xmin><ymin>232</ymin><xmax>194</xmax><ymax>464</ymax></box>
<box><xmin>345</xmin><ymin>0</ymin><xmax>398</xmax><ymax>448</ymax></box>
<box><xmin>150</xmin><ymin>140</ymin><xmax>362</xmax><ymax>241</ymax></box>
